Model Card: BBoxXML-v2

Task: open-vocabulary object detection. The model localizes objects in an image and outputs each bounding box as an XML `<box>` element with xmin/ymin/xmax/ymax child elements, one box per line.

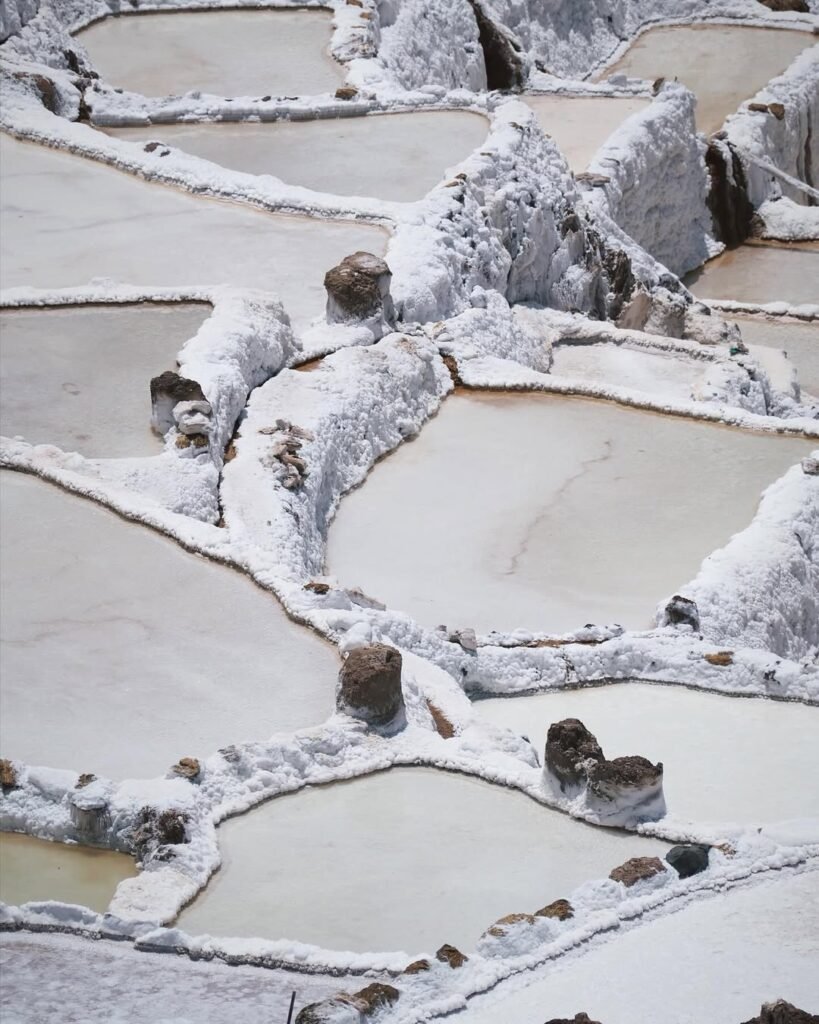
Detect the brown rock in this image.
<box><xmin>335</xmin><ymin>85</ymin><xmax>359</xmax><ymax>100</ymax></box>
<box><xmin>0</xmin><ymin>758</ymin><xmax>18</xmax><ymax>791</ymax></box>
<box><xmin>748</xmin><ymin>102</ymin><xmax>771</xmax><ymax>114</ymax></box>
<box><xmin>442</xmin><ymin>354</ymin><xmax>462</xmax><ymax>386</ymax></box>
<box><xmin>545</xmin><ymin>718</ymin><xmax>604</xmax><ymax>790</ymax></box>
<box><xmin>535</xmin><ymin>898</ymin><xmax>574</xmax><ymax>921</ymax></box>
<box><xmin>544</xmin><ymin>1015</ymin><xmax>602</xmax><ymax>1024</ymax></box>
<box><xmin>427</xmin><ymin>700</ymin><xmax>455</xmax><ymax>739</ymax></box>
<box><xmin>354</xmin><ymin>983</ymin><xmax>400</xmax><ymax>1013</ymax></box>
<box><xmin>303</xmin><ymin>581</ymin><xmax>331</xmax><ymax>595</ymax></box>
<box><xmin>132</xmin><ymin>807</ymin><xmax>188</xmax><ymax>859</ymax></box>
<box><xmin>769</xmin><ymin>102</ymin><xmax>786</xmax><ymax>121</ymax></box>
<box><xmin>587</xmin><ymin>755</ymin><xmax>663</xmax><ymax>794</ymax></box>
<box><xmin>741</xmin><ymin>999</ymin><xmax>819</xmax><ymax>1023</ymax></box>
<box><xmin>466</xmin><ymin>0</ymin><xmax>524</xmax><ymax>91</ymax></box>
<box><xmin>171</xmin><ymin>757</ymin><xmax>201</xmax><ymax>780</ymax></box>
<box><xmin>484</xmin><ymin>912</ymin><xmax>536</xmax><ymax>938</ymax></box>
<box><xmin>75</xmin><ymin>773</ymin><xmax>96</xmax><ymax>789</ymax></box>
<box><xmin>609</xmin><ymin>855</ymin><xmax>667</xmax><ymax>887</ymax></box>
<box><xmin>324</xmin><ymin>251</ymin><xmax>394</xmax><ymax>325</ymax></box>
<box><xmin>403</xmin><ymin>959</ymin><xmax>431</xmax><ymax>974</ymax></box>
<box><xmin>337</xmin><ymin>644</ymin><xmax>404</xmax><ymax>727</ymax></box>
<box><xmin>436</xmin><ymin>943</ymin><xmax>468</xmax><ymax>968</ymax></box>
<box><xmin>705</xmin><ymin>651</ymin><xmax>734</xmax><ymax>666</ymax></box>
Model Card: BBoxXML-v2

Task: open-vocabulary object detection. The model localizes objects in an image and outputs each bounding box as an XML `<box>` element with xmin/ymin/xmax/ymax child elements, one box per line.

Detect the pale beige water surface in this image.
<box><xmin>105</xmin><ymin>111</ymin><xmax>490</xmax><ymax>203</ymax></box>
<box><xmin>0</xmin><ymin>135</ymin><xmax>387</xmax><ymax>334</ymax></box>
<box><xmin>735</xmin><ymin>316</ymin><xmax>819</xmax><ymax>398</ymax></box>
<box><xmin>523</xmin><ymin>96</ymin><xmax>649</xmax><ymax>171</ymax></box>
<box><xmin>478</xmin><ymin>686</ymin><xmax>819</xmax><ymax>826</ymax></box>
<box><xmin>327</xmin><ymin>393</ymin><xmax>811</xmax><ymax>634</ymax></box>
<box><xmin>0</xmin><ymin>832</ymin><xmax>136</xmax><ymax>912</ymax></box>
<box><xmin>178</xmin><ymin>768</ymin><xmax>667</xmax><ymax>953</ymax></box>
<box><xmin>686</xmin><ymin>242</ymin><xmax>819</xmax><ymax>307</ymax></box>
<box><xmin>0</xmin><ymin>304</ymin><xmax>208</xmax><ymax>457</ymax></box>
<box><xmin>76</xmin><ymin>10</ymin><xmax>342</xmax><ymax>97</ymax></box>
<box><xmin>550</xmin><ymin>342</ymin><xmax>703</xmax><ymax>400</ymax></box>
<box><xmin>601</xmin><ymin>26</ymin><xmax>812</xmax><ymax>135</ymax></box>
<box><xmin>0</xmin><ymin>472</ymin><xmax>340</xmax><ymax>780</ymax></box>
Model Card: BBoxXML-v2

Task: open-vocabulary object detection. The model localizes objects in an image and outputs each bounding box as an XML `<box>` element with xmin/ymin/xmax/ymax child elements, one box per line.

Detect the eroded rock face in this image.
<box><xmin>436</xmin><ymin>943</ymin><xmax>469</xmax><ymax>968</ymax></box>
<box><xmin>336</xmin><ymin>644</ymin><xmax>404</xmax><ymax>727</ymax></box>
<box><xmin>666</xmin><ymin>843</ymin><xmax>711</xmax><ymax>879</ymax></box>
<box><xmin>741</xmin><ymin>1000</ymin><xmax>819</xmax><ymax>1023</ymax></box>
<box><xmin>324</xmin><ymin>252</ymin><xmax>395</xmax><ymax>339</ymax></box>
<box><xmin>545</xmin><ymin>718</ymin><xmax>604</xmax><ymax>791</ymax></box>
<box><xmin>609</xmin><ymin>855</ymin><xmax>667</xmax><ymax>887</ymax></box>
<box><xmin>150</xmin><ymin>371</ymin><xmax>206</xmax><ymax>436</ymax></box>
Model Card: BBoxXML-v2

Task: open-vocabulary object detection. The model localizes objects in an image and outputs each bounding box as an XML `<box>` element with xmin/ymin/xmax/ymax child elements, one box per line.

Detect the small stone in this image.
<box><xmin>0</xmin><ymin>758</ymin><xmax>18</xmax><ymax>791</ymax></box>
<box><xmin>575</xmin><ymin>172</ymin><xmax>610</xmax><ymax>187</ymax></box>
<box><xmin>448</xmin><ymin>627</ymin><xmax>477</xmax><ymax>652</ymax></box>
<box><xmin>335</xmin><ymin>85</ymin><xmax>359</xmax><ymax>100</ymax></box>
<box><xmin>337</xmin><ymin>644</ymin><xmax>404</xmax><ymax>727</ymax></box>
<box><xmin>75</xmin><ymin>773</ymin><xmax>96</xmax><ymax>789</ymax></box>
<box><xmin>741</xmin><ymin>999</ymin><xmax>818</xmax><ymax>1023</ymax></box>
<box><xmin>484</xmin><ymin>912</ymin><xmax>536</xmax><ymax>938</ymax></box>
<box><xmin>587</xmin><ymin>755</ymin><xmax>663</xmax><ymax>794</ymax></box>
<box><xmin>403</xmin><ymin>959</ymin><xmax>431</xmax><ymax>974</ymax></box>
<box><xmin>768</xmin><ymin>102</ymin><xmax>786</xmax><ymax>121</ymax></box>
<box><xmin>171</xmin><ymin>757</ymin><xmax>201</xmax><ymax>780</ymax></box>
<box><xmin>609</xmin><ymin>855</ymin><xmax>667</xmax><ymax>887</ymax></box>
<box><xmin>662</xmin><ymin>594</ymin><xmax>700</xmax><ymax>631</ymax></box>
<box><xmin>353</xmin><ymin>983</ymin><xmax>400</xmax><ymax>1012</ymax></box>
<box><xmin>666</xmin><ymin>844</ymin><xmax>711</xmax><ymax>879</ymax></box>
<box><xmin>748</xmin><ymin>102</ymin><xmax>771</xmax><ymax>114</ymax></box>
<box><xmin>303</xmin><ymin>581</ymin><xmax>330</xmax><ymax>595</ymax></box>
<box><xmin>705</xmin><ymin>651</ymin><xmax>734</xmax><ymax>666</ymax></box>
<box><xmin>756</xmin><ymin>0</ymin><xmax>809</xmax><ymax>10</ymax></box>
<box><xmin>535</xmin><ymin>898</ymin><xmax>574</xmax><ymax>921</ymax></box>
<box><xmin>427</xmin><ymin>700</ymin><xmax>455</xmax><ymax>739</ymax></box>
<box><xmin>436</xmin><ymin>943</ymin><xmax>468</xmax><ymax>968</ymax></box>
<box><xmin>544</xmin><ymin>1016</ymin><xmax>602</xmax><ymax>1024</ymax></box>
<box><xmin>545</xmin><ymin>718</ymin><xmax>604</xmax><ymax>790</ymax></box>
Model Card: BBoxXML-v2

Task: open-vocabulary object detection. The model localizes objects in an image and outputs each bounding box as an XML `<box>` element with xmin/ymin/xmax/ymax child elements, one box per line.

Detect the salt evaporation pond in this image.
<box><xmin>327</xmin><ymin>393</ymin><xmax>811</xmax><ymax>634</ymax></box>
<box><xmin>454</xmin><ymin>870</ymin><xmax>819</xmax><ymax>1024</ymax></box>
<box><xmin>735</xmin><ymin>316</ymin><xmax>819</xmax><ymax>399</ymax></box>
<box><xmin>600</xmin><ymin>25</ymin><xmax>812</xmax><ymax>135</ymax></box>
<box><xmin>0</xmin><ymin>303</ymin><xmax>208</xmax><ymax>458</ymax></box>
<box><xmin>523</xmin><ymin>96</ymin><xmax>648</xmax><ymax>172</ymax></box>
<box><xmin>0</xmin><ymin>472</ymin><xmax>340</xmax><ymax>780</ymax></box>
<box><xmin>0</xmin><ymin>135</ymin><xmax>387</xmax><ymax>334</ymax></box>
<box><xmin>687</xmin><ymin>242</ymin><xmax>819</xmax><ymax>307</ymax></box>
<box><xmin>549</xmin><ymin>342</ymin><xmax>703</xmax><ymax>400</ymax></box>
<box><xmin>478</xmin><ymin>686</ymin><xmax>819</xmax><ymax>826</ymax></box>
<box><xmin>178</xmin><ymin>768</ymin><xmax>667</xmax><ymax>953</ymax></box>
<box><xmin>106</xmin><ymin>111</ymin><xmax>489</xmax><ymax>204</ymax></box>
<box><xmin>76</xmin><ymin>10</ymin><xmax>342</xmax><ymax>97</ymax></box>
<box><xmin>0</xmin><ymin>832</ymin><xmax>136</xmax><ymax>913</ymax></box>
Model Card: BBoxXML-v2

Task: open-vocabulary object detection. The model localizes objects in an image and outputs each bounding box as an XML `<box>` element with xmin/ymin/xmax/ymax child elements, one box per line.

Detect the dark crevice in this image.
<box><xmin>467</xmin><ymin>0</ymin><xmax>523</xmax><ymax>91</ymax></box>
<box><xmin>705</xmin><ymin>140</ymin><xmax>755</xmax><ymax>248</ymax></box>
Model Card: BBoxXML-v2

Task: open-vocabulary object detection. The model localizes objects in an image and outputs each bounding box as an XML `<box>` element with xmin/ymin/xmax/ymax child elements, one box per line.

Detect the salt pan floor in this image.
<box><xmin>477</xmin><ymin>685</ymin><xmax>819</xmax><ymax>826</ymax></box>
<box><xmin>453</xmin><ymin>870</ymin><xmax>819</xmax><ymax>1023</ymax></box>
<box><xmin>736</xmin><ymin>316</ymin><xmax>819</xmax><ymax>398</ymax></box>
<box><xmin>599</xmin><ymin>25</ymin><xmax>812</xmax><ymax>135</ymax></box>
<box><xmin>549</xmin><ymin>342</ymin><xmax>703</xmax><ymax>400</ymax></box>
<box><xmin>105</xmin><ymin>111</ymin><xmax>490</xmax><ymax>204</ymax></box>
<box><xmin>0</xmin><ymin>832</ymin><xmax>136</xmax><ymax>913</ymax></box>
<box><xmin>0</xmin><ymin>135</ymin><xmax>387</xmax><ymax>334</ymax></box>
<box><xmin>75</xmin><ymin>10</ymin><xmax>342</xmax><ymax>98</ymax></box>
<box><xmin>523</xmin><ymin>96</ymin><xmax>648</xmax><ymax>172</ymax></box>
<box><xmin>686</xmin><ymin>242</ymin><xmax>819</xmax><ymax>307</ymax></box>
<box><xmin>177</xmin><ymin>768</ymin><xmax>667</xmax><ymax>954</ymax></box>
<box><xmin>0</xmin><ymin>303</ymin><xmax>208</xmax><ymax>458</ymax></box>
<box><xmin>0</xmin><ymin>472</ymin><xmax>340</xmax><ymax>780</ymax></box>
<box><xmin>327</xmin><ymin>392</ymin><xmax>811</xmax><ymax>634</ymax></box>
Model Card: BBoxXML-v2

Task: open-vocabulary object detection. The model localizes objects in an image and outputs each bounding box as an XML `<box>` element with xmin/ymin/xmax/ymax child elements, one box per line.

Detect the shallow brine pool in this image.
<box><xmin>0</xmin><ymin>472</ymin><xmax>340</xmax><ymax>780</ymax></box>
<box><xmin>686</xmin><ymin>242</ymin><xmax>819</xmax><ymax>308</ymax></box>
<box><xmin>177</xmin><ymin>768</ymin><xmax>667</xmax><ymax>954</ymax></box>
<box><xmin>75</xmin><ymin>10</ymin><xmax>342</xmax><ymax>98</ymax></box>
<box><xmin>327</xmin><ymin>392</ymin><xmax>811</xmax><ymax>634</ymax></box>
<box><xmin>599</xmin><ymin>25</ymin><xmax>812</xmax><ymax>135</ymax></box>
<box><xmin>523</xmin><ymin>96</ymin><xmax>649</xmax><ymax>172</ymax></box>
<box><xmin>549</xmin><ymin>342</ymin><xmax>704</xmax><ymax>401</ymax></box>
<box><xmin>0</xmin><ymin>135</ymin><xmax>387</xmax><ymax>335</ymax></box>
<box><xmin>735</xmin><ymin>316</ymin><xmax>819</xmax><ymax>399</ymax></box>
<box><xmin>105</xmin><ymin>111</ymin><xmax>490</xmax><ymax>204</ymax></box>
<box><xmin>0</xmin><ymin>303</ymin><xmax>208</xmax><ymax>458</ymax></box>
<box><xmin>478</xmin><ymin>685</ymin><xmax>819</xmax><ymax>826</ymax></box>
<box><xmin>0</xmin><ymin>832</ymin><xmax>136</xmax><ymax>913</ymax></box>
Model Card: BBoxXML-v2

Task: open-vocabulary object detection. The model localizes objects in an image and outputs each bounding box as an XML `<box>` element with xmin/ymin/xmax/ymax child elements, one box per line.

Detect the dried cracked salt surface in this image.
<box><xmin>177</xmin><ymin>767</ymin><xmax>668</xmax><ymax>954</ymax></box>
<box><xmin>0</xmin><ymin>471</ymin><xmax>340</xmax><ymax>780</ymax></box>
<box><xmin>0</xmin><ymin>303</ymin><xmax>209</xmax><ymax>458</ymax></box>
<box><xmin>75</xmin><ymin>9</ymin><xmax>343</xmax><ymax>98</ymax></box>
<box><xmin>327</xmin><ymin>392</ymin><xmax>812</xmax><ymax>635</ymax></box>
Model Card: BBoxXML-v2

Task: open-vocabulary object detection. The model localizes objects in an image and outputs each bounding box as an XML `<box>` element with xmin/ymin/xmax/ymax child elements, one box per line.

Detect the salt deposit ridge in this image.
<box><xmin>0</xmin><ymin>1</ymin><xmax>818</xmax><ymax>1021</ymax></box>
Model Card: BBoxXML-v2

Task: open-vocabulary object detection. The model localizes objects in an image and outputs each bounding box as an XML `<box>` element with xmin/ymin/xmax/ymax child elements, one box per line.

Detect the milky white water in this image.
<box><xmin>76</xmin><ymin>10</ymin><xmax>342</xmax><ymax>98</ymax></box>
<box><xmin>0</xmin><ymin>832</ymin><xmax>136</xmax><ymax>913</ymax></box>
<box><xmin>523</xmin><ymin>96</ymin><xmax>648</xmax><ymax>172</ymax></box>
<box><xmin>735</xmin><ymin>316</ymin><xmax>819</xmax><ymax>399</ymax></box>
<box><xmin>0</xmin><ymin>472</ymin><xmax>340</xmax><ymax>780</ymax></box>
<box><xmin>327</xmin><ymin>392</ymin><xmax>811</xmax><ymax>634</ymax></box>
<box><xmin>477</xmin><ymin>685</ymin><xmax>819</xmax><ymax>826</ymax></box>
<box><xmin>600</xmin><ymin>25</ymin><xmax>812</xmax><ymax>135</ymax></box>
<box><xmin>686</xmin><ymin>242</ymin><xmax>819</xmax><ymax>307</ymax></box>
<box><xmin>0</xmin><ymin>135</ymin><xmax>387</xmax><ymax>334</ymax></box>
<box><xmin>550</xmin><ymin>343</ymin><xmax>703</xmax><ymax>400</ymax></box>
<box><xmin>454</xmin><ymin>870</ymin><xmax>819</xmax><ymax>1023</ymax></box>
<box><xmin>0</xmin><ymin>304</ymin><xmax>208</xmax><ymax>458</ymax></box>
<box><xmin>178</xmin><ymin>768</ymin><xmax>667</xmax><ymax>954</ymax></box>
<box><xmin>104</xmin><ymin>111</ymin><xmax>489</xmax><ymax>204</ymax></box>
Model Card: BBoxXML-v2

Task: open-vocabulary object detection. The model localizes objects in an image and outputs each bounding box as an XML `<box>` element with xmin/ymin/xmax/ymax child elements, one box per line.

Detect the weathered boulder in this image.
<box><xmin>436</xmin><ymin>943</ymin><xmax>469</xmax><ymax>968</ymax></box>
<box><xmin>535</xmin><ymin>898</ymin><xmax>574</xmax><ymax>921</ymax></box>
<box><xmin>705</xmin><ymin>139</ymin><xmax>755</xmax><ymax>248</ymax></box>
<box><xmin>661</xmin><ymin>594</ymin><xmax>700</xmax><ymax>631</ymax></box>
<box><xmin>609</xmin><ymin>855</ymin><xmax>668</xmax><ymax>887</ymax></box>
<box><xmin>337</xmin><ymin>644</ymin><xmax>404</xmax><ymax>727</ymax></box>
<box><xmin>741</xmin><ymin>1000</ymin><xmax>819</xmax><ymax>1023</ymax></box>
<box><xmin>545</xmin><ymin>718</ymin><xmax>604</xmax><ymax>791</ymax></box>
<box><xmin>666</xmin><ymin>843</ymin><xmax>711</xmax><ymax>879</ymax></box>
<box><xmin>802</xmin><ymin>457</ymin><xmax>819</xmax><ymax>476</ymax></box>
<box><xmin>295</xmin><ymin>999</ymin><xmax>361</xmax><ymax>1024</ymax></box>
<box><xmin>324</xmin><ymin>252</ymin><xmax>395</xmax><ymax>339</ymax></box>
<box><xmin>150</xmin><ymin>372</ymin><xmax>206</xmax><ymax>436</ymax></box>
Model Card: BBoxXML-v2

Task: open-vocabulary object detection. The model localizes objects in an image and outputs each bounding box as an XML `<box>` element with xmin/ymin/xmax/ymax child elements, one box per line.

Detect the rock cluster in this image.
<box><xmin>261</xmin><ymin>419</ymin><xmax>314</xmax><ymax>490</ymax></box>
<box><xmin>336</xmin><ymin>644</ymin><xmax>405</xmax><ymax>728</ymax></box>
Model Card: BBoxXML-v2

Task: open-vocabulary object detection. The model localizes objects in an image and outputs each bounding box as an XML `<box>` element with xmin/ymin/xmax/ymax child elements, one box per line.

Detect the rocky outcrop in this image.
<box><xmin>324</xmin><ymin>252</ymin><xmax>395</xmax><ymax>340</ymax></box>
<box><xmin>466</xmin><ymin>0</ymin><xmax>524</xmax><ymax>91</ymax></box>
<box><xmin>336</xmin><ymin>644</ymin><xmax>405</xmax><ymax>728</ymax></box>
<box><xmin>666</xmin><ymin>843</ymin><xmax>711</xmax><ymax>879</ymax></box>
<box><xmin>545</xmin><ymin>718</ymin><xmax>604</xmax><ymax>791</ymax></box>
<box><xmin>609</xmin><ymin>855</ymin><xmax>667</xmax><ymax>887</ymax></box>
<box><xmin>741</xmin><ymin>1001</ymin><xmax>819</xmax><ymax>1023</ymax></box>
<box><xmin>661</xmin><ymin>594</ymin><xmax>701</xmax><ymax>631</ymax></box>
<box><xmin>150</xmin><ymin>371</ymin><xmax>206</xmax><ymax>436</ymax></box>
<box><xmin>436</xmin><ymin>943</ymin><xmax>469</xmax><ymax>968</ymax></box>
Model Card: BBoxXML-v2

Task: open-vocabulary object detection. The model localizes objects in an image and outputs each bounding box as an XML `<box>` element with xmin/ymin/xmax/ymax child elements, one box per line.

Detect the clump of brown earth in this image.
<box><xmin>336</xmin><ymin>643</ymin><xmax>405</xmax><ymax>728</ymax></box>
<box><xmin>742</xmin><ymin>1001</ymin><xmax>819</xmax><ymax>1023</ymax></box>
<box><xmin>609</xmin><ymin>855</ymin><xmax>667</xmax><ymax>887</ymax></box>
